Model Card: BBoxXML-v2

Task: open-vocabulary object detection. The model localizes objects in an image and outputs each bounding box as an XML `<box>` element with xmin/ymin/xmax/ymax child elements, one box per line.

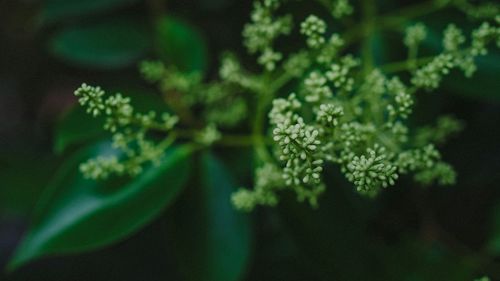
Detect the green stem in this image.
<box><xmin>252</xmin><ymin>92</ymin><xmax>273</xmax><ymax>163</ymax></box>
<box><xmin>379</xmin><ymin>56</ymin><xmax>435</xmax><ymax>73</ymax></box>
<box><xmin>342</xmin><ymin>0</ymin><xmax>445</xmax><ymax>47</ymax></box>
<box><xmin>361</xmin><ymin>0</ymin><xmax>376</xmax><ymax>74</ymax></box>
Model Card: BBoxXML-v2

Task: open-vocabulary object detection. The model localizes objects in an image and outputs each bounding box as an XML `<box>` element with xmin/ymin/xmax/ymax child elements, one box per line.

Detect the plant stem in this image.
<box><xmin>342</xmin><ymin>0</ymin><xmax>445</xmax><ymax>47</ymax></box>
<box><xmin>252</xmin><ymin>89</ymin><xmax>273</xmax><ymax>163</ymax></box>
<box><xmin>361</xmin><ymin>0</ymin><xmax>376</xmax><ymax>74</ymax></box>
<box><xmin>379</xmin><ymin>56</ymin><xmax>435</xmax><ymax>73</ymax></box>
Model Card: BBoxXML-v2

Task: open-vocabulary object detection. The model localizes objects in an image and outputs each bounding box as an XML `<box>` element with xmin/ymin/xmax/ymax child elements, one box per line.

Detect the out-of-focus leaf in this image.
<box><xmin>486</xmin><ymin>202</ymin><xmax>500</xmax><ymax>255</ymax></box>
<box><xmin>7</xmin><ymin>143</ymin><xmax>192</xmax><ymax>271</ymax></box>
<box><xmin>54</xmin><ymin>88</ymin><xmax>167</xmax><ymax>154</ymax></box>
<box><xmin>171</xmin><ymin>151</ymin><xmax>252</xmax><ymax>281</ymax></box>
<box><xmin>215</xmin><ymin>147</ymin><xmax>254</xmax><ymax>183</ymax></box>
<box><xmin>40</xmin><ymin>0</ymin><xmax>141</xmax><ymax>24</ymax></box>
<box><xmin>49</xmin><ymin>18</ymin><xmax>150</xmax><ymax>69</ymax></box>
<box><xmin>54</xmin><ymin>106</ymin><xmax>106</xmax><ymax>154</ymax></box>
<box><xmin>155</xmin><ymin>16</ymin><xmax>208</xmax><ymax>73</ymax></box>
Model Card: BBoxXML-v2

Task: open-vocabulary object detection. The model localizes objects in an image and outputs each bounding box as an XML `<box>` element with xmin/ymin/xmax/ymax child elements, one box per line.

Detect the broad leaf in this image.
<box><xmin>155</xmin><ymin>16</ymin><xmax>208</xmax><ymax>73</ymax></box>
<box><xmin>8</xmin><ymin>143</ymin><xmax>192</xmax><ymax>271</ymax></box>
<box><xmin>49</xmin><ymin>18</ymin><xmax>151</xmax><ymax>69</ymax></box>
<box><xmin>171</xmin><ymin>151</ymin><xmax>252</xmax><ymax>281</ymax></box>
<box><xmin>40</xmin><ymin>0</ymin><xmax>141</xmax><ymax>24</ymax></box>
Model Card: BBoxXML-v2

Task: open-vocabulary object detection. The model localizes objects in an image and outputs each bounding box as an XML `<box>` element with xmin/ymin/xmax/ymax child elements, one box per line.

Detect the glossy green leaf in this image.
<box><xmin>54</xmin><ymin>89</ymin><xmax>168</xmax><ymax>154</ymax></box>
<box><xmin>8</xmin><ymin>143</ymin><xmax>192</xmax><ymax>271</ymax></box>
<box><xmin>171</xmin><ymin>151</ymin><xmax>252</xmax><ymax>281</ymax></box>
<box><xmin>155</xmin><ymin>16</ymin><xmax>208</xmax><ymax>73</ymax></box>
<box><xmin>40</xmin><ymin>0</ymin><xmax>141</xmax><ymax>24</ymax></box>
<box><xmin>49</xmin><ymin>18</ymin><xmax>151</xmax><ymax>69</ymax></box>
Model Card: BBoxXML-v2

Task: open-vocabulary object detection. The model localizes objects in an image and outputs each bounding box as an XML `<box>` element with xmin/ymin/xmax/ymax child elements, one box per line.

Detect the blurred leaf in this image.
<box><xmin>49</xmin><ymin>18</ymin><xmax>151</xmax><ymax>69</ymax></box>
<box><xmin>40</xmin><ymin>0</ymin><xmax>141</xmax><ymax>24</ymax></box>
<box><xmin>155</xmin><ymin>16</ymin><xmax>208</xmax><ymax>73</ymax></box>
<box><xmin>8</xmin><ymin>143</ymin><xmax>192</xmax><ymax>271</ymax></box>
<box><xmin>54</xmin><ymin>89</ymin><xmax>167</xmax><ymax>154</ymax></box>
<box><xmin>54</xmin><ymin>106</ymin><xmax>106</xmax><ymax>154</ymax></box>
<box><xmin>215</xmin><ymin>147</ymin><xmax>254</xmax><ymax>183</ymax></box>
<box><xmin>171</xmin><ymin>151</ymin><xmax>252</xmax><ymax>281</ymax></box>
<box><xmin>486</xmin><ymin>202</ymin><xmax>500</xmax><ymax>255</ymax></box>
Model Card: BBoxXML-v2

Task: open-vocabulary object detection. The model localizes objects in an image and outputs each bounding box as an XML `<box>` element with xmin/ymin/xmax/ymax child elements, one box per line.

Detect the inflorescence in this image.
<box><xmin>74</xmin><ymin>0</ymin><xmax>500</xmax><ymax>211</ymax></box>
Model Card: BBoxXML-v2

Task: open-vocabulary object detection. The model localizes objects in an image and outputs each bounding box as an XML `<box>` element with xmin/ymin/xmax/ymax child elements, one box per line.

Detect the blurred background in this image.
<box><xmin>1</xmin><ymin>0</ymin><xmax>500</xmax><ymax>280</ymax></box>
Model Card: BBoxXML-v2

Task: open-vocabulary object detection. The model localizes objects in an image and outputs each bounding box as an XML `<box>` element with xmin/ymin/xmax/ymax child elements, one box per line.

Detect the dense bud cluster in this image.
<box><xmin>404</xmin><ymin>23</ymin><xmax>427</xmax><ymax>48</ymax></box>
<box><xmin>75</xmin><ymin>84</ymin><xmax>179</xmax><ymax>179</ymax></box>
<box><xmin>300</xmin><ymin>15</ymin><xmax>327</xmax><ymax>48</ymax></box>
<box><xmin>76</xmin><ymin>0</ymin><xmax>499</xmax><ymax>212</ymax></box>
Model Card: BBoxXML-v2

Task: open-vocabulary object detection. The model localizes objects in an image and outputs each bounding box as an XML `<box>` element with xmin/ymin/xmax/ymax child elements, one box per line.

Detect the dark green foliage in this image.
<box><xmin>8</xmin><ymin>143</ymin><xmax>192</xmax><ymax>271</ymax></box>
<box><xmin>49</xmin><ymin>18</ymin><xmax>151</xmax><ymax>69</ymax></box>
<box><xmin>170</xmin><ymin>152</ymin><xmax>252</xmax><ymax>281</ymax></box>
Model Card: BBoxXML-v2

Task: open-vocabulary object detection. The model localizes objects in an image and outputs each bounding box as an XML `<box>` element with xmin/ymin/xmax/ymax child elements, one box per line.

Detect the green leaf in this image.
<box><xmin>54</xmin><ymin>106</ymin><xmax>106</xmax><ymax>154</ymax></box>
<box><xmin>171</xmin><ymin>151</ymin><xmax>252</xmax><ymax>281</ymax></box>
<box><xmin>7</xmin><ymin>143</ymin><xmax>192</xmax><ymax>271</ymax></box>
<box><xmin>486</xmin><ymin>201</ymin><xmax>500</xmax><ymax>255</ymax></box>
<box><xmin>155</xmin><ymin>16</ymin><xmax>208</xmax><ymax>73</ymax></box>
<box><xmin>49</xmin><ymin>18</ymin><xmax>151</xmax><ymax>69</ymax></box>
<box><xmin>40</xmin><ymin>0</ymin><xmax>141</xmax><ymax>24</ymax></box>
<box><xmin>54</xmin><ymin>88</ymin><xmax>168</xmax><ymax>154</ymax></box>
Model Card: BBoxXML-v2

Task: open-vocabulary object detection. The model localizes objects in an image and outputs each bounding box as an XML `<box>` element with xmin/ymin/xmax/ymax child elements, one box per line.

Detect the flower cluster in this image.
<box><xmin>75</xmin><ymin>84</ymin><xmax>179</xmax><ymax>179</ymax></box>
<box><xmin>404</xmin><ymin>23</ymin><xmax>427</xmax><ymax>49</ymax></box>
<box><xmin>300</xmin><ymin>15</ymin><xmax>327</xmax><ymax>48</ymax></box>
<box><xmin>75</xmin><ymin>0</ymin><xmax>499</xmax><ymax>212</ymax></box>
<box><xmin>243</xmin><ymin>0</ymin><xmax>292</xmax><ymax>70</ymax></box>
<box><xmin>231</xmin><ymin>163</ymin><xmax>285</xmax><ymax>211</ymax></box>
<box><xmin>345</xmin><ymin>145</ymin><xmax>398</xmax><ymax>194</ymax></box>
<box><xmin>331</xmin><ymin>0</ymin><xmax>353</xmax><ymax>19</ymax></box>
<box><xmin>412</xmin><ymin>21</ymin><xmax>499</xmax><ymax>90</ymax></box>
